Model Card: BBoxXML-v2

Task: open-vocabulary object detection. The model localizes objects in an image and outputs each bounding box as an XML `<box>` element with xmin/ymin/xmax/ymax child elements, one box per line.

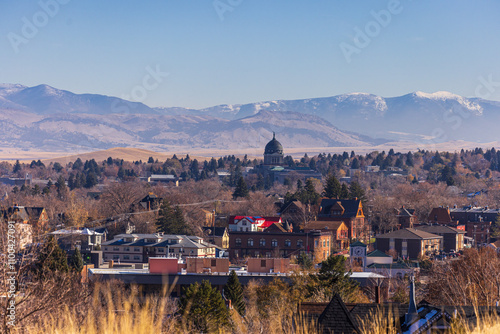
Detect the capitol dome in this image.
<box><xmin>264</xmin><ymin>132</ymin><xmax>283</xmax><ymax>155</ymax></box>
<box><xmin>263</xmin><ymin>132</ymin><xmax>284</xmax><ymax>166</ymax></box>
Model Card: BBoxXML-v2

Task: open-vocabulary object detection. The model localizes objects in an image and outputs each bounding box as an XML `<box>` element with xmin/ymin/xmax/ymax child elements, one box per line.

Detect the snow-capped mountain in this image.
<box><xmin>1</xmin><ymin>83</ymin><xmax>499</xmax><ymax>153</ymax></box>
<box><xmin>167</xmin><ymin>90</ymin><xmax>499</xmax><ymax>142</ymax></box>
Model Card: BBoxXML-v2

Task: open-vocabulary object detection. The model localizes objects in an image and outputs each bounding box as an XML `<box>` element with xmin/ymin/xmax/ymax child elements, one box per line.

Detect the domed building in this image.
<box><xmin>263</xmin><ymin>132</ymin><xmax>284</xmax><ymax>166</ymax></box>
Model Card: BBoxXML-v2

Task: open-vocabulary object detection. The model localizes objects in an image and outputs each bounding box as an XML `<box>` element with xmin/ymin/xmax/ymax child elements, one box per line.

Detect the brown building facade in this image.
<box><xmin>228</xmin><ymin>230</ymin><xmax>332</xmax><ymax>263</ymax></box>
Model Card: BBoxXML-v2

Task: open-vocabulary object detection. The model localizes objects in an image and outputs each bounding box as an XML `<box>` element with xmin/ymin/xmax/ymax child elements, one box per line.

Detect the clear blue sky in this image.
<box><xmin>1</xmin><ymin>0</ymin><xmax>499</xmax><ymax>109</ymax></box>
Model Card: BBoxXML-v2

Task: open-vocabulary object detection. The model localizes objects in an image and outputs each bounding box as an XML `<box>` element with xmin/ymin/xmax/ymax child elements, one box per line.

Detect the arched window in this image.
<box><xmin>248</xmin><ymin>238</ymin><xmax>254</xmax><ymax>246</ymax></box>
<box><xmin>285</xmin><ymin>239</ymin><xmax>291</xmax><ymax>247</ymax></box>
<box><xmin>272</xmin><ymin>239</ymin><xmax>278</xmax><ymax>247</ymax></box>
<box><xmin>260</xmin><ymin>238</ymin><xmax>266</xmax><ymax>247</ymax></box>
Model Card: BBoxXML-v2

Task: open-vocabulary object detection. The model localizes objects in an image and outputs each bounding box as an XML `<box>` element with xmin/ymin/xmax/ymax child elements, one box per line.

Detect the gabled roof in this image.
<box><xmin>367</xmin><ymin>250</ymin><xmax>391</xmax><ymax>257</ymax></box>
<box><xmin>428</xmin><ymin>207</ymin><xmax>452</xmax><ymax>223</ymax></box>
<box><xmin>376</xmin><ymin>228</ymin><xmax>442</xmax><ymax>240</ymax></box>
<box><xmin>415</xmin><ymin>225</ymin><xmax>466</xmax><ymax>235</ymax></box>
<box><xmin>202</xmin><ymin>226</ymin><xmax>227</xmax><ymax>237</ymax></box>
<box><xmin>350</xmin><ymin>241</ymin><xmax>367</xmax><ymax>247</ymax></box>
<box><xmin>397</xmin><ymin>206</ymin><xmax>415</xmax><ymax>217</ymax></box>
<box><xmin>304</xmin><ymin>220</ymin><xmax>347</xmax><ymax>231</ymax></box>
<box><xmin>280</xmin><ymin>200</ymin><xmax>306</xmax><ymax>214</ymax></box>
<box><xmin>318</xmin><ymin>294</ymin><xmax>360</xmax><ymax>334</ymax></box>
<box><xmin>264</xmin><ymin>222</ymin><xmax>287</xmax><ymax>233</ymax></box>
<box><xmin>318</xmin><ymin>198</ymin><xmax>362</xmax><ymax>218</ymax></box>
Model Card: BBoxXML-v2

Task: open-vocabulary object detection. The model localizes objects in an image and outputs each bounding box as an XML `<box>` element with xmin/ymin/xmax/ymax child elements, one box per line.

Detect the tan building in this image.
<box><xmin>375</xmin><ymin>228</ymin><xmax>443</xmax><ymax>260</ymax></box>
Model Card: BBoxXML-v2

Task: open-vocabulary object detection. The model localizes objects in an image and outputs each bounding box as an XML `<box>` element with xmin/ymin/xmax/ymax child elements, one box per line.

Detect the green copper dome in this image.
<box><xmin>264</xmin><ymin>132</ymin><xmax>283</xmax><ymax>155</ymax></box>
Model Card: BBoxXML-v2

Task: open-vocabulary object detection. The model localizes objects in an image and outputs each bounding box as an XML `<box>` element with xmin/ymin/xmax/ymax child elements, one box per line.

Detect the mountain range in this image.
<box><xmin>1</xmin><ymin>83</ymin><xmax>499</xmax><ymax>155</ymax></box>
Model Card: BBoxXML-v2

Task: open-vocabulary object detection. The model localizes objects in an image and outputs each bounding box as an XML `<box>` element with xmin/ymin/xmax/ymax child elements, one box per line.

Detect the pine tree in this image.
<box><xmin>55</xmin><ymin>175</ymin><xmax>68</xmax><ymax>199</ymax></box>
<box><xmin>224</xmin><ymin>270</ymin><xmax>245</xmax><ymax>315</ymax></box>
<box><xmin>340</xmin><ymin>183</ymin><xmax>349</xmax><ymax>199</ymax></box>
<box><xmin>179</xmin><ymin>280</ymin><xmax>230</xmax><ymax>333</ymax></box>
<box><xmin>299</xmin><ymin>178</ymin><xmax>320</xmax><ymax>205</ymax></box>
<box><xmin>68</xmin><ymin>248</ymin><xmax>84</xmax><ymax>273</ymax></box>
<box><xmin>323</xmin><ymin>175</ymin><xmax>341</xmax><ymax>199</ymax></box>
<box><xmin>311</xmin><ymin>255</ymin><xmax>358</xmax><ymax>302</ymax></box>
<box><xmin>13</xmin><ymin>160</ymin><xmax>21</xmax><ymax>173</ymax></box>
<box><xmin>156</xmin><ymin>200</ymin><xmax>191</xmax><ymax>234</ymax></box>
<box><xmin>34</xmin><ymin>236</ymin><xmax>69</xmax><ymax>277</ymax></box>
<box><xmin>232</xmin><ymin>176</ymin><xmax>249</xmax><ymax>199</ymax></box>
<box><xmin>348</xmin><ymin>181</ymin><xmax>366</xmax><ymax>203</ymax></box>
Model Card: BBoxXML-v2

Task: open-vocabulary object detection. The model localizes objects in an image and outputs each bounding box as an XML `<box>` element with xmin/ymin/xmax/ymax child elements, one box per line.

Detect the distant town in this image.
<box><xmin>2</xmin><ymin>134</ymin><xmax>500</xmax><ymax>332</ymax></box>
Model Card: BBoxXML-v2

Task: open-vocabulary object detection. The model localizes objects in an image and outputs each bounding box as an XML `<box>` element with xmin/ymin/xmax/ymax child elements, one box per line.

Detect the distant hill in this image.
<box><xmin>2</xmin><ymin>83</ymin><xmax>500</xmax><ymax>154</ymax></box>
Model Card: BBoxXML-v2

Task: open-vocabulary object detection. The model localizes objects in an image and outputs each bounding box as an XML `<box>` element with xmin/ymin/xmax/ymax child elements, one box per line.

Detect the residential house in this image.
<box><xmin>375</xmin><ymin>228</ymin><xmax>443</xmax><ymax>260</ymax></box>
<box><xmin>280</xmin><ymin>200</ymin><xmax>307</xmax><ymax>229</ymax></box>
<box><xmin>317</xmin><ymin>198</ymin><xmax>368</xmax><ymax>241</ymax></box>
<box><xmin>137</xmin><ymin>193</ymin><xmax>163</xmax><ymax>211</ymax></box>
<box><xmin>427</xmin><ymin>207</ymin><xmax>460</xmax><ymax>226</ymax></box>
<box><xmin>52</xmin><ymin>228</ymin><xmax>105</xmax><ymax>252</ymax></box>
<box><xmin>415</xmin><ymin>225</ymin><xmax>465</xmax><ymax>252</ymax></box>
<box><xmin>303</xmin><ymin>220</ymin><xmax>349</xmax><ymax>250</ymax></box>
<box><xmin>228</xmin><ymin>216</ymin><xmax>282</xmax><ymax>232</ymax></box>
<box><xmin>202</xmin><ymin>226</ymin><xmax>229</xmax><ymax>249</ymax></box>
<box><xmin>396</xmin><ymin>206</ymin><xmax>417</xmax><ymax>229</ymax></box>
<box><xmin>102</xmin><ymin>233</ymin><xmax>217</xmax><ymax>263</ymax></box>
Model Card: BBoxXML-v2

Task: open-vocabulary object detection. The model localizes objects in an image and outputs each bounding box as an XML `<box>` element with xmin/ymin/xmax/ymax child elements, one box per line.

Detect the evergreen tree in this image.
<box><xmin>310</xmin><ymin>255</ymin><xmax>358</xmax><ymax>302</ymax></box>
<box><xmin>348</xmin><ymin>181</ymin><xmax>366</xmax><ymax>203</ymax></box>
<box><xmin>55</xmin><ymin>175</ymin><xmax>68</xmax><ymax>199</ymax></box>
<box><xmin>13</xmin><ymin>160</ymin><xmax>21</xmax><ymax>173</ymax></box>
<box><xmin>34</xmin><ymin>236</ymin><xmax>69</xmax><ymax>277</ymax></box>
<box><xmin>155</xmin><ymin>200</ymin><xmax>191</xmax><ymax>234</ymax></box>
<box><xmin>179</xmin><ymin>280</ymin><xmax>231</xmax><ymax>333</ymax></box>
<box><xmin>340</xmin><ymin>183</ymin><xmax>349</xmax><ymax>199</ymax></box>
<box><xmin>224</xmin><ymin>270</ymin><xmax>245</xmax><ymax>316</ymax></box>
<box><xmin>323</xmin><ymin>175</ymin><xmax>341</xmax><ymax>199</ymax></box>
<box><xmin>351</xmin><ymin>158</ymin><xmax>360</xmax><ymax>169</ymax></box>
<box><xmin>68</xmin><ymin>248</ymin><xmax>84</xmax><ymax>273</ymax></box>
<box><xmin>232</xmin><ymin>176</ymin><xmax>249</xmax><ymax>199</ymax></box>
<box><xmin>299</xmin><ymin>178</ymin><xmax>320</xmax><ymax>205</ymax></box>
<box><xmin>53</xmin><ymin>162</ymin><xmax>63</xmax><ymax>172</ymax></box>
<box><xmin>147</xmin><ymin>156</ymin><xmax>155</xmax><ymax>163</ymax></box>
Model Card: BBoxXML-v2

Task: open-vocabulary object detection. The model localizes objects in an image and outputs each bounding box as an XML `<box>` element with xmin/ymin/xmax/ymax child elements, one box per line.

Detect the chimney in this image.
<box><xmin>404</xmin><ymin>274</ymin><xmax>419</xmax><ymax>325</ymax></box>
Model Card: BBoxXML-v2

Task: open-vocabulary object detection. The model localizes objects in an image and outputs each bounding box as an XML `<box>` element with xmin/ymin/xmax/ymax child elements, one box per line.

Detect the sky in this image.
<box><xmin>1</xmin><ymin>0</ymin><xmax>499</xmax><ymax>109</ymax></box>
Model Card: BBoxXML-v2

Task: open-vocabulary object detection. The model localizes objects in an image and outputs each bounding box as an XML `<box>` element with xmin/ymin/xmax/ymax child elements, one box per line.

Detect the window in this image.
<box><xmin>113</xmin><ymin>247</ymin><xmax>119</xmax><ymax>251</ymax></box>
<box><xmin>323</xmin><ymin>240</ymin><xmax>326</xmax><ymax>247</ymax></box>
<box><xmin>261</xmin><ymin>260</ymin><xmax>266</xmax><ymax>267</ymax></box>
<box><xmin>260</xmin><ymin>238</ymin><xmax>266</xmax><ymax>247</ymax></box>
<box><xmin>124</xmin><ymin>255</ymin><xmax>130</xmax><ymax>260</ymax></box>
<box><xmin>134</xmin><ymin>248</ymin><xmax>140</xmax><ymax>252</ymax></box>
<box><xmin>157</xmin><ymin>248</ymin><xmax>164</xmax><ymax>253</ymax></box>
<box><xmin>248</xmin><ymin>238</ymin><xmax>254</xmax><ymax>246</ymax></box>
<box><xmin>124</xmin><ymin>247</ymin><xmax>130</xmax><ymax>252</ymax></box>
<box><xmin>104</xmin><ymin>247</ymin><xmax>108</xmax><ymax>251</ymax></box>
<box><xmin>315</xmin><ymin>240</ymin><xmax>319</xmax><ymax>247</ymax></box>
<box><xmin>134</xmin><ymin>256</ymin><xmax>140</xmax><ymax>260</ymax></box>
<box><xmin>297</xmin><ymin>239</ymin><xmax>303</xmax><ymax>248</ymax></box>
<box><xmin>284</xmin><ymin>239</ymin><xmax>291</xmax><ymax>247</ymax></box>
<box><xmin>389</xmin><ymin>238</ymin><xmax>395</xmax><ymax>250</ymax></box>
<box><xmin>235</xmin><ymin>238</ymin><xmax>241</xmax><ymax>247</ymax></box>
<box><xmin>327</xmin><ymin>240</ymin><xmax>330</xmax><ymax>248</ymax></box>
<box><xmin>272</xmin><ymin>239</ymin><xmax>278</xmax><ymax>247</ymax></box>
<box><xmin>113</xmin><ymin>255</ymin><xmax>119</xmax><ymax>260</ymax></box>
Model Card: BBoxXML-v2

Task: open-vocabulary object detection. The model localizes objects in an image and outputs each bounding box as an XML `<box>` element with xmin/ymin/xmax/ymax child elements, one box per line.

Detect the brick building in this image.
<box><xmin>228</xmin><ymin>230</ymin><xmax>332</xmax><ymax>263</ymax></box>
